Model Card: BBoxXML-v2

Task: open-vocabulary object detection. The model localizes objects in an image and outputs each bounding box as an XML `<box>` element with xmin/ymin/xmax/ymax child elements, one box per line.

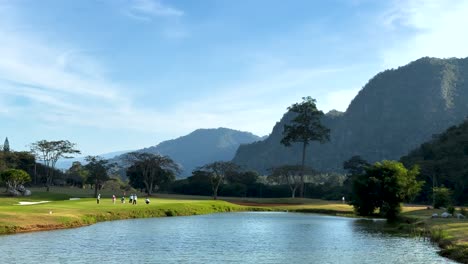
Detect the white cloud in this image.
<box><xmin>0</xmin><ymin>2</ymin><xmax>366</xmax><ymax>152</ymax></box>
<box><xmin>380</xmin><ymin>0</ymin><xmax>468</xmax><ymax>68</ymax></box>
<box><xmin>125</xmin><ymin>0</ymin><xmax>183</xmax><ymax>20</ymax></box>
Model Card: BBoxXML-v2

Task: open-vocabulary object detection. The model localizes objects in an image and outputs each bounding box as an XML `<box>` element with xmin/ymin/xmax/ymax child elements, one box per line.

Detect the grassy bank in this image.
<box><xmin>0</xmin><ymin>190</ymin><xmax>267</xmax><ymax>234</ymax></box>
<box><xmin>1</xmin><ymin>189</ymin><xmax>467</xmax><ymax>263</ymax></box>
<box><xmin>401</xmin><ymin>208</ymin><xmax>468</xmax><ymax>263</ymax></box>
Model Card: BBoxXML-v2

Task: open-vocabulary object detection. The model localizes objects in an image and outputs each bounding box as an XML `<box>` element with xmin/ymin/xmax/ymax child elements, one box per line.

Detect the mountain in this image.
<box><xmin>116</xmin><ymin>128</ymin><xmax>262</xmax><ymax>177</ymax></box>
<box><xmin>233</xmin><ymin>57</ymin><xmax>468</xmax><ymax>174</ymax></box>
<box><xmin>56</xmin><ymin>150</ymin><xmax>131</xmax><ymax>170</ymax></box>
<box><xmin>401</xmin><ymin>119</ymin><xmax>468</xmax><ymax>205</ymax></box>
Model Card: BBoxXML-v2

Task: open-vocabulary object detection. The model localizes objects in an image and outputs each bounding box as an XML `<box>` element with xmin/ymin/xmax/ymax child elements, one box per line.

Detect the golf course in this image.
<box><xmin>1</xmin><ymin>187</ymin><xmax>467</xmax><ymax>263</ymax></box>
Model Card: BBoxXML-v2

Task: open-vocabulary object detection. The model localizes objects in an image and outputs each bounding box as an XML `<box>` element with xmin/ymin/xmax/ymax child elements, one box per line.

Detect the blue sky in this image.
<box><xmin>1</xmin><ymin>0</ymin><xmax>468</xmax><ymax>156</ymax></box>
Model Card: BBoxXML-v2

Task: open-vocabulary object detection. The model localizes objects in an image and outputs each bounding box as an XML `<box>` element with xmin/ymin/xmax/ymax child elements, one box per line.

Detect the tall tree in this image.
<box><xmin>30</xmin><ymin>140</ymin><xmax>80</xmax><ymax>191</ymax></box>
<box><xmin>84</xmin><ymin>156</ymin><xmax>111</xmax><ymax>198</ymax></box>
<box><xmin>281</xmin><ymin>96</ymin><xmax>330</xmax><ymax>197</ymax></box>
<box><xmin>126</xmin><ymin>152</ymin><xmax>180</xmax><ymax>196</ymax></box>
<box><xmin>199</xmin><ymin>161</ymin><xmax>240</xmax><ymax>200</ymax></box>
<box><xmin>268</xmin><ymin>165</ymin><xmax>311</xmax><ymax>198</ymax></box>
<box><xmin>3</xmin><ymin>137</ymin><xmax>10</xmax><ymax>152</ymax></box>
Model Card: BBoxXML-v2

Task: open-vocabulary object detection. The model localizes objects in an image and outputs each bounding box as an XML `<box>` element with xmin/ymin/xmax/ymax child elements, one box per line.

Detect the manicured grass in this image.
<box><xmin>1</xmin><ymin>188</ymin><xmax>467</xmax><ymax>263</ymax></box>
<box><xmin>0</xmin><ymin>191</ymin><xmax>267</xmax><ymax>234</ymax></box>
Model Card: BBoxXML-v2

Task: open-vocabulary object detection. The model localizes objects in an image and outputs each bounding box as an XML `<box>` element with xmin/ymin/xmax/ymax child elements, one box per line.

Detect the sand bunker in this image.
<box><xmin>18</xmin><ymin>201</ymin><xmax>50</xmax><ymax>205</ymax></box>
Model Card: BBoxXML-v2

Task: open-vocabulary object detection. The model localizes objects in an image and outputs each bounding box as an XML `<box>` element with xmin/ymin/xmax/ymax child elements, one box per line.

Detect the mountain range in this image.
<box><xmin>233</xmin><ymin>57</ymin><xmax>468</xmax><ymax>174</ymax></box>
<box><xmin>113</xmin><ymin>127</ymin><xmax>262</xmax><ymax>177</ymax></box>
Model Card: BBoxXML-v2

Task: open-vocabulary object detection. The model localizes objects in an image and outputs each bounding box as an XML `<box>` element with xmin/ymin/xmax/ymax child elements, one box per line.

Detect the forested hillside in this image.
<box><xmin>401</xmin><ymin>119</ymin><xmax>468</xmax><ymax>205</ymax></box>
<box><xmin>233</xmin><ymin>57</ymin><xmax>468</xmax><ymax>174</ymax></box>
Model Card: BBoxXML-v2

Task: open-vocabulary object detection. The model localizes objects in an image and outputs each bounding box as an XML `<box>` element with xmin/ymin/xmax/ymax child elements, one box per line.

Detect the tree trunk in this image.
<box><xmin>34</xmin><ymin>163</ymin><xmax>37</xmax><ymax>185</ymax></box>
<box><xmin>300</xmin><ymin>141</ymin><xmax>307</xmax><ymax>198</ymax></box>
<box><xmin>94</xmin><ymin>178</ymin><xmax>98</xmax><ymax>198</ymax></box>
<box><xmin>148</xmin><ymin>181</ymin><xmax>153</xmax><ymax>196</ymax></box>
<box><xmin>213</xmin><ymin>185</ymin><xmax>218</xmax><ymax>200</ymax></box>
<box><xmin>291</xmin><ymin>187</ymin><xmax>296</xmax><ymax>198</ymax></box>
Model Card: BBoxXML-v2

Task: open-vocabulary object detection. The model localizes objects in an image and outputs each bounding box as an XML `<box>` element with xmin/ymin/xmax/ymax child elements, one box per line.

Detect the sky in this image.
<box><xmin>1</xmin><ymin>0</ymin><xmax>468</xmax><ymax>156</ymax></box>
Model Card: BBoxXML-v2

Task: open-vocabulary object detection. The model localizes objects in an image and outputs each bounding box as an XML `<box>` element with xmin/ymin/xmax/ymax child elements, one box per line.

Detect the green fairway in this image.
<box><xmin>0</xmin><ymin>190</ymin><xmax>259</xmax><ymax>234</ymax></box>
<box><xmin>1</xmin><ymin>188</ymin><xmax>467</xmax><ymax>263</ymax></box>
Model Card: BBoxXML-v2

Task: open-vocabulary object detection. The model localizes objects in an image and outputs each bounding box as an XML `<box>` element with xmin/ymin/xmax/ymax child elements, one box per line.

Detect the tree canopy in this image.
<box><xmin>30</xmin><ymin>140</ymin><xmax>80</xmax><ymax>189</ymax></box>
<box><xmin>125</xmin><ymin>152</ymin><xmax>180</xmax><ymax>195</ymax></box>
<box><xmin>84</xmin><ymin>156</ymin><xmax>111</xmax><ymax>198</ymax></box>
<box><xmin>199</xmin><ymin>161</ymin><xmax>240</xmax><ymax>199</ymax></box>
<box><xmin>350</xmin><ymin>160</ymin><xmax>423</xmax><ymax>220</ymax></box>
<box><xmin>268</xmin><ymin>165</ymin><xmax>312</xmax><ymax>198</ymax></box>
<box><xmin>401</xmin><ymin>120</ymin><xmax>468</xmax><ymax>205</ymax></box>
<box><xmin>281</xmin><ymin>96</ymin><xmax>330</xmax><ymax>197</ymax></box>
<box><xmin>0</xmin><ymin>169</ymin><xmax>31</xmax><ymax>190</ymax></box>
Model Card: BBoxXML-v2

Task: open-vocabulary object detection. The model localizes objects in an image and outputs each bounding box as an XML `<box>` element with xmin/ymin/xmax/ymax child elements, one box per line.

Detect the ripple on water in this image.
<box><xmin>0</xmin><ymin>212</ymin><xmax>456</xmax><ymax>264</ymax></box>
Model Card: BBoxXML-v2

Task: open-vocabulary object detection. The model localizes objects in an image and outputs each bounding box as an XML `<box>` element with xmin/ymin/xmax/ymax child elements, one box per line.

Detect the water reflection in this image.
<box><xmin>0</xmin><ymin>212</ymin><xmax>455</xmax><ymax>264</ymax></box>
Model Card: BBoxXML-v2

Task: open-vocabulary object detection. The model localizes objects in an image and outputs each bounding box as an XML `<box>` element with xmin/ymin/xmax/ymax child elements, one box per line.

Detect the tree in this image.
<box><xmin>84</xmin><ymin>156</ymin><xmax>111</xmax><ymax>198</ymax></box>
<box><xmin>433</xmin><ymin>186</ymin><xmax>452</xmax><ymax>209</ymax></box>
<box><xmin>343</xmin><ymin>156</ymin><xmax>370</xmax><ymax>197</ymax></box>
<box><xmin>350</xmin><ymin>160</ymin><xmax>424</xmax><ymax>220</ymax></box>
<box><xmin>199</xmin><ymin>161</ymin><xmax>240</xmax><ymax>200</ymax></box>
<box><xmin>268</xmin><ymin>165</ymin><xmax>311</xmax><ymax>198</ymax></box>
<box><xmin>226</xmin><ymin>170</ymin><xmax>259</xmax><ymax>186</ymax></box>
<box><xmin>0</xmin><ymin>169</ymin><xmax>31</xmax><ymax>191</ymax></box>
<box><xmin>343</xmin><ymin>156</ymin><xmax>370</xmax><ymax>176</ymax></box>
<box><xmin>126</xmin><ymin>152</ymin><xmax>180</xmax><ymax>196</ymax></box>
<box><xmin>281</xmin><ymin>96</ymin><xmax>330</xmax><ymax>197</ymax></box>
<box><xmin>66</xmin><ymin>161</ymin><xmax>88</xmax><ymax>187</ymax></box>
<box><xmin>3</xmin><ymin>137</ymin><xmax>10</xmax><ymax>152</ymax></box>
<box><xmin>30</xmin><ymin>140</ymin><xmax>80</xmax><ymax>190</ymax></box>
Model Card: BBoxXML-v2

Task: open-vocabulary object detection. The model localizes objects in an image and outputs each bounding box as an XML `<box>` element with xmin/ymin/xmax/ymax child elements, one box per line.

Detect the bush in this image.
<box><xmin>447</xmin><ymin>206</ymin><xmax>455</xmax><ymax>215</ymax></box>
<box><xmin>433</xmin><ymin>186</ymin><xmax>452</xmax><ymax>209</ymax></box>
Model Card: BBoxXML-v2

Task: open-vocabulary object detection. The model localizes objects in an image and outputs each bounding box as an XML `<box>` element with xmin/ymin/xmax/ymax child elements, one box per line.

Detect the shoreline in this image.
<box><xmin>0</xmin><ymin>197</ymin><xmax>466</xmax><ymax>263</ymax></box>
<box><xmin>0</xmin><ymin>200</ymin><xmax>269</xmax><ymax>235</ymax></box>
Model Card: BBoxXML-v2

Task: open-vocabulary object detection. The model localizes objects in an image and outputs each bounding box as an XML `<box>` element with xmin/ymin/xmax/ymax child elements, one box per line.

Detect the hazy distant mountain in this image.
<box><xmin>233</xmin><ymin>57</ymin><xmax>468</xmax><ymax>173</ymax></box>
<box><xmin>56</xmin><ymin>150</ymin><xmax>131</xmax><ymax>170</ymax></box>
<box><xmin>116</xmin><ymin>128</ymin><xmax>262</xmax><ymax>177</ymax></box>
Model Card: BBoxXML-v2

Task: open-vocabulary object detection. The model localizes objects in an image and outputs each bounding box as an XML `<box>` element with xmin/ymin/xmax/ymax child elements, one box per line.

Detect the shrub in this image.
<box><xmin>433</xmin><ymin>187</ymin><xmax>452</xmax><ymax>209</ymax></box>
<box><xmin>447</xmin><ymin>206</ymin><xmax>455</xmax><ymax>215</ymax></box>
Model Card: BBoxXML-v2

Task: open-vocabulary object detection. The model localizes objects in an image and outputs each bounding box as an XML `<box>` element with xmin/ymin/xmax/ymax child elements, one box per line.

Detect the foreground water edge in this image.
<box><xmin>0</xmin><ymin>212</ymin><xmax>457</xmax><ymax>264</ymax></box>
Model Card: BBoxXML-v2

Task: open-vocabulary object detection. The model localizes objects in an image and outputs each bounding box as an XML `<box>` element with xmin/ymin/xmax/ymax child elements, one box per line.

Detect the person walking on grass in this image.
<box><xmin>112</xmin><ymin>194</ymin><xmax>116</xmax><ymax>204</ymax></box>
<box><xmin>133</xmin><ymin>194</ymin><xmax>137</xmax><ymax>205</ymax></box>
<box><xmin>145</xmin><ymin>197</ymin><xmax>150</xmax><ymax>205</ymax></box>
<box><xmin>129</xmin><ymin>194</ymin><xmax>133</xmax><ymax>204</ymax></box>
<box><xmin>97</xmin><ymin>193</ymin><xmax>101</xmax><ymax>204</ymax></box>
<box><xmin>121</xmin><ymin>196</ymin><xmax>125</xmax><ymax>204</ymax></box>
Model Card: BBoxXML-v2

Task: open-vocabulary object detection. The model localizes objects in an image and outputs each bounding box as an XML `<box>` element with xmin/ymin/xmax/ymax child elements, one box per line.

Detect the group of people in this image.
<box><xmin>96</xmin><ymin>193</ymin><xmax>150</xmax><ymax>205</ymax></box>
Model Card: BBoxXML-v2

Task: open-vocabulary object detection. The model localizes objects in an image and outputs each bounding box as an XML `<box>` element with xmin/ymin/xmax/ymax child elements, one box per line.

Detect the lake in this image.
<box><xmin>0</xmin><ymin>212</ymin><xmax>455</xmax><ymax>263</ymax></box>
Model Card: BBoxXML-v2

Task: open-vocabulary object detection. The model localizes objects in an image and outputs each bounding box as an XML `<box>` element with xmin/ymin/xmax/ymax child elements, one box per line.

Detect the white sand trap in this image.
<box><xmin>18</xmin><ymin>201</ymin><xmax>50</xmax><ymax>205</ymax></box>
<box><xmin>69</xmin><ymin>198</ymin><xmax>81</xmax><ymax>200</ymax></box>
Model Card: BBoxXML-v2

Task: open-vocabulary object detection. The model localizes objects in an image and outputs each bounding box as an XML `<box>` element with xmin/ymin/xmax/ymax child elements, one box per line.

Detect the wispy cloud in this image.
<box><xmin>124</xmin><ymin>0</ymin><xmax>184</xmax><ymax>21</ymax></box>
<box><xmin>379</xmin><ymin>0</ymin><xmax>468</xmax><ymax>68</ymax></box>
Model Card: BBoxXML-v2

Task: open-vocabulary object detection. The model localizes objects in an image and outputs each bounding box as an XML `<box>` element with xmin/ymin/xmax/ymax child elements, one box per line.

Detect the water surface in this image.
<box><xmin>0</xmin><ymin>212</ymin><xmax>455</xmax><ymax>263</ymax></box>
